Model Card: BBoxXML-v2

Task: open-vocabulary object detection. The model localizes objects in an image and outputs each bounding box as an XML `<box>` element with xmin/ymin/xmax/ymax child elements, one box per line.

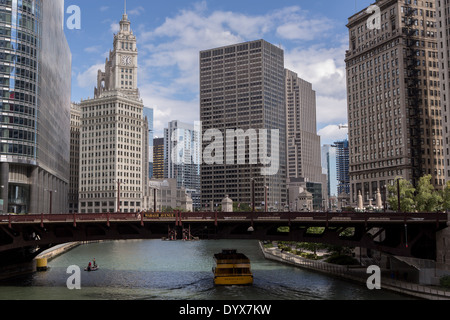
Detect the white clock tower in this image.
<box><xmin>79</xmin><ymin>5</ymin><xmax>149</xmax><ymax>215</ymax></box>
<box><xmin>94</xmin><ymin>7</ymin><xmax>139</xmax><ymax>100</ymax></box>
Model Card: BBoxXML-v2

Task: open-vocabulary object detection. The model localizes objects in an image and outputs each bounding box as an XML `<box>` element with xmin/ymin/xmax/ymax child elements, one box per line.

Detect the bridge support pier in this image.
<box><xmin>436</xmin><ymin>213</ymin><xmax>450</xmax><ymax>273</ymax></box>
<box><xmin>0</xmin><ymin>260</ymin><xmax>36</xmax><ymax>281</ymax></box>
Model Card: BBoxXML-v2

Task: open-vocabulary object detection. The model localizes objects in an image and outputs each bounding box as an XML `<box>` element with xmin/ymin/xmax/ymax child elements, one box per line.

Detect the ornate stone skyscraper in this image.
<box><xmin>78</xmin><ymin>9</ymin><xmax>148</xmax><ymax>214</ymax></box>
<box><xmin>346</xmin><ymin>0</ymin><xmax>444</xmax><ymax>205</ymax></box>
<box><xmin>437</xmin><ymin>0</ymin><xmax>450</xmax><ymax>184</ymax></box>
<box><xmin>94</xmin><ymin>10</ymin><xmax>139</xmax><ymax>100</ymax></box>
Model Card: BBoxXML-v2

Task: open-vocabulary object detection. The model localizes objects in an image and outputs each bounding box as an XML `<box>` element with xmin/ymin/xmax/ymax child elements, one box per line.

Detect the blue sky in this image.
<box><xmin>64</xmin><ymin>0</ymin><xmax>374</xmax><ymax>143</ymax></box>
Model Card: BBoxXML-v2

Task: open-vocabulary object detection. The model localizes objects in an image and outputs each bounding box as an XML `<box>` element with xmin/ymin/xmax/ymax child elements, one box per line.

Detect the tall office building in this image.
<box><xmin>69</xmin><ymin>103</ymin><xmax>81</xmax><ymax>213</ymax></box>
<box><xmin>285</xmin><ymin>69</ymin><xmax>328</xmax><ymax>208</ymax></box>
<box><xmin>164</xmin><ymin>120</ymin><xmax>201</xmax><ymax>208</ymax></box>
<box><xmin>335</xmin><ymin>139</ymin><xmax>350</xmax><ymax>195</ymax></box>
<box><xmin>143</xmin><ymin>107</ymin><xmax>154</xmax><ymax>178</ymax></box>
<box><xmin>321</xmin><ymin>145</ymin><xmax>338</xmax><ymax>197</ymax></box>
<box><xmin>346</xmin><ymin>0</ymin><xmax>444</xmax><ymax>204</ymax></box>
<box><xmin>0</xmin><ymin>0</ymin><xmax>71</xmax><ymax>214</ymax></box>
<box><xmin>437</xmin><ymin>0</ymin><xmax>450</xmax><ymax>182</ymax></box>
<box><xmin>153</xmin><ymin>137</ymin><xmax>165</xmax><ymax>179</ymax></box>
<box><xmin>200</xmin><ymin>40</ymin><xmax>287</xmax><ymax>209</ymax></box>
<box><xmin>78</xmin><ymin>9</ymin><xmax>148</xmax><ymax>213</ymax></box>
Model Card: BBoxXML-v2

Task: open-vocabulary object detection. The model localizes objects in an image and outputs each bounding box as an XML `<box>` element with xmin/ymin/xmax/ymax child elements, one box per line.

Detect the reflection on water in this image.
<box><xmin>0</xmin><ymin>240</ymin><xmax>412</xmax><ymax>300</ymax></box>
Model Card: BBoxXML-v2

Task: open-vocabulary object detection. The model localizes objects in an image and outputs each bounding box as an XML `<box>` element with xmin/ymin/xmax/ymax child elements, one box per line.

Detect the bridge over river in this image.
<box><xmin>0</xmin><ymin>211</ymin><xmax>447</xmax><ymax>269</ymax></box>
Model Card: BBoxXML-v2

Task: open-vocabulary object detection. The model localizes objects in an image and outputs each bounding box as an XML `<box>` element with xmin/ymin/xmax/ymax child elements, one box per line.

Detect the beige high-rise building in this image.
<box><xmin>78</xmin><ymin>10</ymin><xmax>148</xmax><ymax>213</ymax></box>
<box><xmin>69</xmin><ymin>103</ymin><xmax>81</xmax><ymax>213</ymax></box>
<box><xmin>346</xmin><ymin>0</ymin><xmax>444</xmax><ymax>205</ymax></box>
<box><xmin>285</xmin><ymin>69</ymin><xmax>328</xmax><ymax>210</ymax></box>
<box><xmin>437</xmin><ymin>0</ymin><xmax>450</xmax><ymax>182</ymax></box>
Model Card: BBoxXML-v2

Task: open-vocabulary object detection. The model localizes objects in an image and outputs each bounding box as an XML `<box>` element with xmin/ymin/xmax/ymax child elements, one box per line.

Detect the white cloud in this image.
<box><xmin>316</xmin><ymin>95</ymin><xmax>348</xmax><ymax>127</ymax></box>
<box><xmin>285</xmin><ymin>45</ymin><xmax>347</xmax><ymax>97</ymax></box>
<box><xmin>318</xmin><ymin>125</ymin><xmax>349</xmax><ymax>145</ymax></box>
<box><xmin>274</xmin><ymin>7</ymin><xmax>334</xmax><ymax>41</ymax></box>
<box><xmin>110</xmin><ymin>22</ymin><xmax>120</xmax><ymax>34</ymax></box>
<box><xmin>76</xmin><ymin>63</ymin><xmax>103</xmax><ymax>91</ymax></box>
<box><xmin>128</xmin><ymin>6</ymin><xmax>145</xmax><ymax>16</ymax></box>
<box><xmin>84</xmin><ymin>45</ymin><xmax>101</xmax><ymax>53</ymax></box>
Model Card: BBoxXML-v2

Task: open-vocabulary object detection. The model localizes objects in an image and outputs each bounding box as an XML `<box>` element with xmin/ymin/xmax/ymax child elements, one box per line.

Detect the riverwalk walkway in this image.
<box><xmin>259</xmin><ymin>242</ymin><xmax>450</xmax><ymax>300</ymax></box>
<box><xmin>36</xmin><ymin>242</ymin><xmax>80</xmax><ymax>261</ymax></box>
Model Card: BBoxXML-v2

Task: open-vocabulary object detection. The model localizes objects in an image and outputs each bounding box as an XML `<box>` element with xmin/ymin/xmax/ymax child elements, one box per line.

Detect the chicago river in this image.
<box><xmin>0</xmin><ymin>240</ymin><xmax>411</xmax><ymax>300</ymax></box>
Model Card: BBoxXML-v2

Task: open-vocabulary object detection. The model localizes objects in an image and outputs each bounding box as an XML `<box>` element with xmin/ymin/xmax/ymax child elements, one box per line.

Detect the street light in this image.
<box><xmin>153</xmin><ymin>187</ymin><xmax>157</xmax><ymax>212</ymax></box>
<box><xmin>264</xmin><ymin>186</ymin><xmax>268</xmax><ymax>212</ymax></box>
<box><xmin>44</xmin><ymin>189</ymin><xmax>57</xmax><ymax>214</ymax></box>
<box><xmin>0</xmin><ymin>185</ymin><xmax>4</xmax><ymax>214</ymax></box>
<box><xmin>113</xmin><ymin>179</ymin><xmax>126</xmax><ymax>213</ymax></box>
<box><xmin>251</xmin><ymin>178</ymin><xmax>255</xmax><ymax>213</ymax></box>
<box><xmin>249</xmin><ymin>178</ymin><xmax>255</xmax><ymax>232</ymax></box>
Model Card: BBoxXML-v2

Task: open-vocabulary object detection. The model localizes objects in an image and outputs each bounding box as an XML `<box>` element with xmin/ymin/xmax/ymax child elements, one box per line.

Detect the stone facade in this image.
<box><xmin>78</xmin><ymin>11</ymin><xmax>148</xmax><ymax>214</ymax></box>
<box><xmin>346</xmin><ymin>0</ymin><xmax>444</xmax><ymax>206</ymax></box>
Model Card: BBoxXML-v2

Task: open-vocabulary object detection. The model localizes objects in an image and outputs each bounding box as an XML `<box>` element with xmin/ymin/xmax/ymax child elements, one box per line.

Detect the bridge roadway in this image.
<box><xmin>0</xmin><ymin>211</ymin><xmax>447</xmax><ymax>265</ymax></box>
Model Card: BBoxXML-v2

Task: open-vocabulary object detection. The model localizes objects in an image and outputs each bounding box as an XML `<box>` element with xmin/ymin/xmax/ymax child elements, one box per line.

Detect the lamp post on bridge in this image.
<box><xmin>264</xmin><ymin>185</ymin><xmax>268</xmax><ymax>212</ymax></box>
<box><xmin>44</xmin><ymin>189</ymin><xmax>57</xmax><ymax>214</ymax></box>
<box><xmin>251</xmin><ymin>178</ymin><xmax>255</xmax><ymax>213</ymax></box>
<box><xmin>114</xmin><ymin>180</ymin><xmax>126</xmax><ymax>213</ymax></box>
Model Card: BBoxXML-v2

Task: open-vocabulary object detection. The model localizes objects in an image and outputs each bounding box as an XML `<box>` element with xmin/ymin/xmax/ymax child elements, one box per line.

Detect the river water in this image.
<box><xmin>0</xmin><ymin>240</ymin><xmax>412</xmax><ymax>300</ymax></box>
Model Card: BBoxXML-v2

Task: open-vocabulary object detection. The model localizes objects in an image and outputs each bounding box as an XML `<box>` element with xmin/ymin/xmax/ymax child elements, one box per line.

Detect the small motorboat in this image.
<box><xmin>84</xmin><ymin>266</ymin><xmax>99</xmax><ymax>272</ymax></box>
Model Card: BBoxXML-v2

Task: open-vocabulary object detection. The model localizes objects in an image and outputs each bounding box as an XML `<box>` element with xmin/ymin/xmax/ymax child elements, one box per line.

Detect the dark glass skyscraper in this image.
<box><xmin>200</xmin><ymin>40</ymin><xmax>287</xmax><ymax>209</ymax></box>
<box><xmin>153</xmin><ymin>138</ymin><xmax>165</xmax><ymax>179</ymax></box>
<box><xmin>335</xmin><ymin>139</ymin><xmax>350</xmax><ymax>195</ymax></box>
<box><xmin>0</xmin><ymin>0</ymin><xmax>71</xmax><ymax>214</ymax></box>
<box><xmin>143</xmin><ymin>107</ymin><xmax>154</xmax><ymax>178</ymax></box>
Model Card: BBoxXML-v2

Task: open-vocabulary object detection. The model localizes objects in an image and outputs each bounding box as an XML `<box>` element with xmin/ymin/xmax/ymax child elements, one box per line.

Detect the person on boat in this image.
<box><xmin>93</xmin><ymin>258</ymin><xmax>97</xmax><ymax>268</ymax></box>
<box><xmin>87</xmin><ymin>262</ymin><xmax>92</xmax><ymax>271</ymax></box>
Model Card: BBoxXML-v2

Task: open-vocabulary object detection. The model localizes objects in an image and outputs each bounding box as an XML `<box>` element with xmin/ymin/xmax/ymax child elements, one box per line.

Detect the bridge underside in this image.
<box><xmin>0</xmin><ymin>219</ymin><xmax>443</xmax><ymax>266</ymax></box>
<box><xmin>194</xmin><ymin>222</ymin><xmax>438</xmax><ymax>259</ymax></box>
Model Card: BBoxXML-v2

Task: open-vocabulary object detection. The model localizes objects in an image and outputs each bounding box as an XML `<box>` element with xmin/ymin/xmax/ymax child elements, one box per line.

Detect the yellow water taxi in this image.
<box><xmin>213</xmin><ymin>249</ymin><xmax>253</xmax><ymax>286</ymax></box>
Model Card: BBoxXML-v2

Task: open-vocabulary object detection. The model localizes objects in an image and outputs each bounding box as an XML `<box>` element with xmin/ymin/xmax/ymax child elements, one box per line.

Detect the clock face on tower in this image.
<box><xmin>121</xmin><ymin>55</ymin><xmax>132</xmax><ymax>66</ymax></box>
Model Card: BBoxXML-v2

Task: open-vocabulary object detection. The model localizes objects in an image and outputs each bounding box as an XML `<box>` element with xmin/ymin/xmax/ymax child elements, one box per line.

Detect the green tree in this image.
<box><xmin>415</xmin><ymin>175</ymin><xmax>443</xmax><ymax>212</ymax></box>
<box><xmin>442</xmin><ymin>181</ymin><xmax>450</xmax><ymax>211</ymax></box>
<box><xmin>388</xmin><ymin>177</ymin><xmax>416</xmax><ymax>212</ymax></box>
<box><xmin>233</xmin><ymin>202</ymin><xmax>252</xmax><ymax>212</ymax></box>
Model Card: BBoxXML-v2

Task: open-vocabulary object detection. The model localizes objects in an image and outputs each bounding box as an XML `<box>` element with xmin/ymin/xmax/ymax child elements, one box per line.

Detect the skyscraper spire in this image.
<box><xmin>123</xmin><ymin>0</ymin><xmax>128</xmax><ymax>21</ymax></box>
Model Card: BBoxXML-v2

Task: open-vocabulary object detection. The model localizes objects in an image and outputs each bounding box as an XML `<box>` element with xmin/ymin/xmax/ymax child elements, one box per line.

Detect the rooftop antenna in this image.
<box><xmin>122</xmin><ymin>0</ymin><xmax>128</xmax><ymax>21</ymax></box>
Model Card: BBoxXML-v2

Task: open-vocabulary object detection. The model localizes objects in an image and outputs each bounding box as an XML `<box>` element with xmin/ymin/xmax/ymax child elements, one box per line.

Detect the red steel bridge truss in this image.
<box><xmin>0</xmin><ymin>211</ymin><xmax>447</xmax><ymax>266</ymax></box>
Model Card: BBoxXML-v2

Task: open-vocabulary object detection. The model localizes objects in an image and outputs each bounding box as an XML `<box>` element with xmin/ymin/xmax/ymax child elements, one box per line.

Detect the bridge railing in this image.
<box><xmin>0</xmin><ymin>211</ymin><xmax>447</xmax><ymax>226</ymax></box>
<box><xmin>0</xmin><ymin>213</ymin><xmax>143</xmax><ymax>225</ymax></box>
